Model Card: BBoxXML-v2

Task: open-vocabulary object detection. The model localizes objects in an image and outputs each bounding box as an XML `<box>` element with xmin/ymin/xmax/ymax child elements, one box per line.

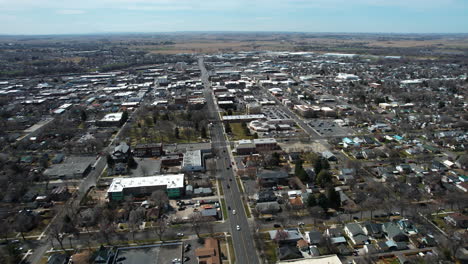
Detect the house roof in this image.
<box><xmin>114</xmin><ymin>142</ymin><xmax>130</xmax><ymax>153</ymax></box>
<box><xmin>307</xmin><ymin>231</ymin><xmax>322</xmax><ymax>244</ymax></box>
<box><xmin>289</xmin><ymin>196</ymin><xmax>304</xmax><ymax>206</ymax></box>
<box><xmin>345</xmin><ymin>223</ymin><xmax>365</xmax><ymax>236</ymax></box>
<box><xmin>297</xmin><ymin>239</ymin><xmax>309</xmax><ymax>248</ymax></box>
<box><xmin>383</xmin><ymin>222</ymin><xmax>407</xmax><ymax>240</ymax></box>
<box><xmin>278</xmin><ymin>245</ymin><xmax>303</xmax><ymax>260</ymax></box>
<box><xmin>194</xmin><ymin>237</ymin><xmax>221</xmax><ymax>264</ymax></box>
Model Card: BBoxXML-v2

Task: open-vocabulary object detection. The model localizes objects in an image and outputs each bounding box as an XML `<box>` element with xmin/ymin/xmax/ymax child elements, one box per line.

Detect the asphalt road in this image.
<box><xmin>199</xmin><ymin>57</ymin><xmax>259</xmax><ymax>264</ymax></box>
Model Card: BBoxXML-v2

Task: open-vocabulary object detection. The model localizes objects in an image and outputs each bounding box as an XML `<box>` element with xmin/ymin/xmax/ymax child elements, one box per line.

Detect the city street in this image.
<box><xmin>199</xmin><ymin>57</ymin><xmax>260</xmax><ymax>264</ymax></box>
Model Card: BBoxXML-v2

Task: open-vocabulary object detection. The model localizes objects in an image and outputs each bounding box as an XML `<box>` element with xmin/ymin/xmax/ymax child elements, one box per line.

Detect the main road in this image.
<box><xmin>199</xmin><ymin>57</ymin><xmax>259</xmax><ymax>264</ymax></box>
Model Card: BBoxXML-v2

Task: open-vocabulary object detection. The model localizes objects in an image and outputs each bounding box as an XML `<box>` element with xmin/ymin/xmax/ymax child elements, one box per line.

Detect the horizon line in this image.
<box><xmin>1</xmin><ymin>30</ymin><xmax>468</xmax><ymax>37</ymax></box>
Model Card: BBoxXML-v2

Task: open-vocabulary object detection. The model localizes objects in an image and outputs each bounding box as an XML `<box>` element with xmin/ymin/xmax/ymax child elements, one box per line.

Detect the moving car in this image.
<box><xmin>236</xmin><ymin>225</ymin><xmax>241</xmax><ymax>231</ymax></box>
<box><xmin>232</xmin><ymin>210</ymin><xmax>236</xmax><ymax>215</ymax></box>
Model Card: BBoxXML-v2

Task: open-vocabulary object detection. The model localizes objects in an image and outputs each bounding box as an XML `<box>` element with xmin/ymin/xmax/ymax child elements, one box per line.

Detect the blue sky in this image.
<box><xmin>0</xmin><ymin>0</ymin><xmax>467</xmax><ymax>35</ymax></box>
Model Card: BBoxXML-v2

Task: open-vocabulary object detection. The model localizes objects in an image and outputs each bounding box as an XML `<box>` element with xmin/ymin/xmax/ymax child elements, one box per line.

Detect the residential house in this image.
<box><xmin>344</xmin><ymin>223</ymin><xmax>369</xmax><ymax>245</ymax></box>
<box><xmin>383</xmin><ymin>222</ymin><xmax>408</xmax><ymax>242</ymax></box>
<box><xmin>257</xmin><ymin>170</ymin><xmax>289</xmax><ymax>187</ymax></box>
<box><xmin>363</xmin><ymin>222</ymin><xmax>384</xmax><ymax>239</ymax></box>
<box><xmin>324</xmin><ymin>227</ymin><xmax>344</xmax><ymax>238</ymax></box>
<box><xmin>47</xmin><ymin>254</ymin><xmax>69</xmax><ymax>264</ymax></box>
<box><xmin>397</xmin><ymin>219</ymin><xmax>418</xmax><ymax>235</ymax></box>
<box><xmin>322</xmin><ymin>151</ymin><xmax>337</xmax><ymax>161</ymax></box>
<box><xmin>269</xmin><ymin>228</ymin><xmax>303</xmax><ymax>245</ymax></box>
<box><xmin>445</xmin><ymin>213</ymin><xmax>468</xmax><ymax>228</ymax></box>
<box><xmin>305</xmin><ymin>230</ymin><xmax>322</xmax><ymax>245</ymax></box>
<box><xmin>363</xmin><ymin>244</ymin><xmax>380</xmax><ymax>255</ymax></box>
<box><xmin>92</xmin><ymin>245</ymin><xmax>115</xmax><ymax>264</ymax></box>
<box><xmin>338</xmin><ymin>168</ymin><xmax>355</xmax><ymax>182</ymax></box>
<box><xmin>195</xmin><ymin>237</ymin><xmax>222</xmax><ymax>264</ymax></box>
<box><xmin>112</xmin><ymin>142</ymin><xmax>131</xmax><ymax>163</ymax></box>
<box><xmin>296</xmin><ymin>239</ymin><xmax>309</xmax><ymax>252</ymax></box>
<box><xmin>254</xmin><ymin>189</ymin><xmax>277</xmax><ymax>203</ymax></box>
<box><xmin>256</xmin><ymin>201</ymin><xmax>281</xmax><ymax>214</ymax></box>
<box><xmin>278</xmin><ymin>245</ymin><xmax>303</xmax><ymax>261</ymax></box>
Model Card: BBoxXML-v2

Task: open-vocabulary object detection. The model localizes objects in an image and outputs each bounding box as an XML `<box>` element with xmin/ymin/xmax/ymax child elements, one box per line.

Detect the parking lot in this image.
<box><xmin>309</xmin><ymin>119</ymin><xmax>355</xmax><ymax>137</ymax></box>
<box><xmin>262</xmin><ymin>106</ymin><xmax>291</xmax><ymax>120</ymax></box>
<box><xmin>167</xmin><ymin>197</ymin><xmax>222</xmax><ymax>222</ymax></box>
<box><xmin>113</xmin><ymin>243</ymin><xmax>182</xmax><ymax>264</ymax></box>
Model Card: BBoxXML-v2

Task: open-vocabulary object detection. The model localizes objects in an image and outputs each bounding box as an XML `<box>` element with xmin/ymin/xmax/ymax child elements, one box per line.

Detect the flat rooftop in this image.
<box><xmin>277</xmin><ymin>254</ymin><xmax>342</xmax><ymax>264</ymax></box>
<box><xmin>108</xmin><ymin>174</ymin><xmax>184</xmax><ymax>193</ymax></box>
<box><xmin>112</xmin><ymin>243</ymin><xmax>182</xmax><ymax>264</ymax></box>
<box><xmin>182</xmin><ymin>150</ymin><xmax>202</xmax><ymax>167</ymax></box>
<box><xmin>222</xmin><ymin>114</ymin><xmax>266</xmax><ymax>121</ymax></box>
<box><xmin>100</xmin><ymin>112</ymin><xmax>123</xmax><ymax>122</ymax></box>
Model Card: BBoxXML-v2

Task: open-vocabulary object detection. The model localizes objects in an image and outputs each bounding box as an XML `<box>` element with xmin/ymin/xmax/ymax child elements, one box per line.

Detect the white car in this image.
<box><xmin>232</xmin><ymin>210</ymin><xmax>236</xmax><ymax>215</ymax></box>
<box><xmin>236</xmin><ymin>225</ymin><xmax>241</xmax><ymax>231</ymax></box>
<box><xmin>177</xmin><ymin>233</ymin><xmax>184</xmax><ymax>237</ymax></box>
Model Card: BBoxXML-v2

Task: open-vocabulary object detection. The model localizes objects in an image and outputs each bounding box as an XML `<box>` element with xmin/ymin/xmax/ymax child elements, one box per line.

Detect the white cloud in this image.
<box><xmin>56</xmin><ymin>9</ymin><xmax>85</xmax><ymax>15</ymax></box>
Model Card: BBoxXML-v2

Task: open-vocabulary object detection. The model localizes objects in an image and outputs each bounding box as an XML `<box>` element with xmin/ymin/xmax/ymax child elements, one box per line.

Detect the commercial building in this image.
<box><xmin>107</xmin><ymin>174</ymin><xmax>184</xmax><ymax>201</ymax></box>
<box><xmin>277</xmin><ymin>255</ymin><xmax>342</xmax><ymax>264</ymax></box>
<box><xmin>182</xmin><ymin>150</ymin><xmax>204</xmax><ymax>172</ymax></box>
<box><xmin>222</xmin><ymin>114</ymin><xmax>266</xmax><ymax>123</ymax></box>
<box><xmin>234</xmin><ymin>138</ymin><xmax>278</xmax><ymax>154</ymax></box>
<box><xmin>43</xmin><ymin>156</ymin><xmax>94</xmax><ymax>180</ymax></box>
<box><xmin>97</xmin><ymin>112</ymin><xmax>124</xmax><ymax>127</ymax></box>
<box><xmin>133</xmin><ymin>143</ymin><xmax>163</xmax><ymax>157</ymax></box>
<box><xmin>253</xmin><ymin>138</ymin><xmax>278</xmax><ymax>151</ymax></box>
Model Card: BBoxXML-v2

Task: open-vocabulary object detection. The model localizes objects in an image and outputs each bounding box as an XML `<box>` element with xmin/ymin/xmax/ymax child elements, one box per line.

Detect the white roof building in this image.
<box><xmin>100</xmin><ymin>112</ymin><xmax>124</xmax><ymax>122</ymax></box>
<box><xmin>108</xmin><ymin>174</ymin><xmax>184</xmax><ymax>193</ymax></box>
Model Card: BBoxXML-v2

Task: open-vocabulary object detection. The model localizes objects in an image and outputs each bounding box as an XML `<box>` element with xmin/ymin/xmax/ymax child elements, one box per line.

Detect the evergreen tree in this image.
<box><xmin>317</xmin><ymin>193</ymin><xmax>328</xmax><ymax>210</ymax></box>
<box><xmin>316</xmin><ymin>170</ymin><xmax>332</xmax><ymax>187</ymax></box>
<box><xmin>106</xmin><ymin>154</ymin><xmax>115</xmax><ymax>168</ymax></box>
<box><xmin>225</xmin><ymin>124</ymin><xmax>232</xmax><ymax>133</ymax></box>
<box><xmin>120</xmin><ymin>111</ymin><xmax>129</xmax><ymax>126</ymax></box>
<box><xmin>306</xmin><ymin>195</ymin><xmax>317</xmax><ymax>207</ymax></box>
<box><xmin>127</xmin><ymin>156</ymin><xmax>138</xmax><ymax>169</ymax></box>
<box><xmin>294</xmin><ymin>159</ymin><xmax>304</xmax><ymax>176</ymax></box>
<box><xmin>201</xmin><ymin>126</ymin><xmax>207</xmax><ymax>138</ymax></box>
<box><xmin>327</xmin><ymin>186</ymin><xmax>341</xmax><ymax>209</ymax></box>
<box><xmin>80</xmin><ymin>110</ymin><xmax>87</xmax><ymax>122</ymax></box>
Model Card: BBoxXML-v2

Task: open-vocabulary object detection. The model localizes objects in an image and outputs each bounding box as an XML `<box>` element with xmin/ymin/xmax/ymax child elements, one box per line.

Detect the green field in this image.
<box><xmin>229</xmin><ymin>123</ymin><xmax>255</xmax><ymax>140</ymax></box>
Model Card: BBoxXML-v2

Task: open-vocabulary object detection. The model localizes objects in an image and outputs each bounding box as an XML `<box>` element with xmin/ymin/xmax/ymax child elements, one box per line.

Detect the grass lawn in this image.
<box><xmin>221</xmin><ymin>198</ymin><xmax>228</xmax><ymax>220</ymax></box>
<box><xmin>229</xmin><ymin>123</ymin><xmax>255</xmax><ymax>141</ymax></box>
<box><xmin>244</xmin><ymin>201</ymin><xmax>251</xmax><ymax>218</ymax></box>
<box><xmin>236</xmin><ymin>178</ymin><xmax>244</xmax><ymax>194</ymax></box>
<box><xmin>227</xmin><ymin>236</ymin><xmax>236</xmax><ymax>264</ymax></box>
<box><xmin>264</xmin><ymin>241</ymin><xmax>278</xmax><ymax>264</ymax></box>
<box><xmin>432</xmin><ymin>215</ymin><xmax>449</xmax><ymax>230</ymax></box>
<box><xmin>218</xmin><ymin>180</ymin><xmax>224</xmax><ymax>196</ymax></box>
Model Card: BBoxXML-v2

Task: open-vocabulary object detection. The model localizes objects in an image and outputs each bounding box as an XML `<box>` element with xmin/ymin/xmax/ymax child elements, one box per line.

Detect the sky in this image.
<box><xmin>0</xmin><ymin>0</ymin><xmax>467</xmax><ymax>35</ymax></box>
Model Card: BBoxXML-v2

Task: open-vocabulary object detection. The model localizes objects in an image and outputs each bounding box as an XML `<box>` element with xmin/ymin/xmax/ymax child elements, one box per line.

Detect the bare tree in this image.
<box><xmin>189</xmin><ymin>213</ymin><xmax>204</xmax><ymax>238</ymax></box>
<box><xmin>49</xmin><ymin>221</ymin><xmax>68</xmax><ymax>255</ymax></box>
<box><xmin>97</xmin><ymin>217</ymin><xmax>115</xmax><ymax>245</ymax></box>
<box><xmin>150</xmin><ymin>190</ymin><xmax>169</xmax><ymax>211</ymax></box>
<box><xmin>153</xmin><ymin>218</ymin><xmax>168</xmax><ymax>242</ymax></box>
<box><xmin>14</xmin><ymin>211</ymin><xmax>39</xmax><ymax>241</ymax></box>
<box><xmin>128</xmin><ymin>208</ymin><xmax>145</xmax><ymax>241</ymax></box>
